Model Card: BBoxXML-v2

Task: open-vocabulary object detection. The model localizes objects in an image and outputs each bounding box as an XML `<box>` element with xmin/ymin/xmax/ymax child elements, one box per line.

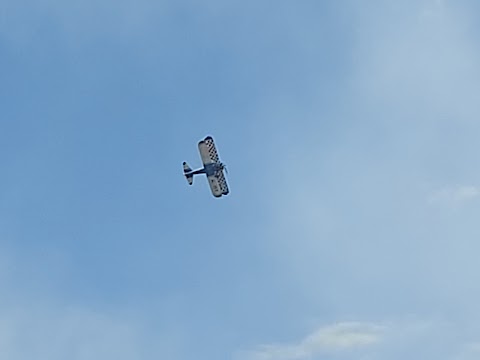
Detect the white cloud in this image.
<box><xmin>259</xmin><ymin>2</ymin><xmax>480</xmax><ymax>358</ymax></box>
<box><xmin>465</xmin><ymin>342</ymin><xmax>480</xmax><ymax>352</ymax></box>
<box><xmin>451</xmin><ymin>341</ymin><xmax>480</xmax><ymax>360</ymax></box>
<box><xmin>237</xmin><ymin>318</ymin><xmax>480</xmax><ymax>360</ymax></box>
<box><xmin>429</xmin><ymin>185</ymin><xmax>480</xmax><ymax>206</ymax></box>
<box><xmin>351</xmin><ymin>0</ymin><xmax>480</xmax><ymax>122</ymax></box>
<box><xmin>265</xmin><ymin>0</ymin><xmax>480</xmax><ymax>286</ymax></box>
<box><xmin>238</xmin><ymin>322</ymin><xmax>385</xmax><ymax>360</ymax></box>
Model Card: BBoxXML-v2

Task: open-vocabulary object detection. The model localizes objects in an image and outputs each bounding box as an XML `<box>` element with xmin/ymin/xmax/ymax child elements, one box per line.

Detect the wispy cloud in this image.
<box><xmin>238</xmin><ymin>322</ymin><xmax>385</xmax><ymax>360</ymax></box>
<box><xmin>260</xmin><ymin>2</ymin><xmax>480</xmax><ymax>358</ymax></box>
<box><xmin>429</xmin><ymin>185</ymin><xmax>480</xmax><ymax>206</ymax></box>
<box><xmin>456</xmin><ymin>342</ymin><xmax>480</xmax><ymax>360</ymax></box>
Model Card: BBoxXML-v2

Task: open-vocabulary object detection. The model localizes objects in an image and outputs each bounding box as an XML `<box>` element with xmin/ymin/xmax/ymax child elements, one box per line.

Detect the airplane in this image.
<box><xmin>183</xmin><ymin>136</ymin><xmax>229</xmax><ymax>197</ymax></box>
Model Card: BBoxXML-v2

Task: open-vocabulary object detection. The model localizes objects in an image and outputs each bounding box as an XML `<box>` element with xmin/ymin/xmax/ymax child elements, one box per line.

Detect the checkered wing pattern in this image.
<box><xmin>216</xmin><ymin>170</ymin><xmax>229</xmax><ymax>195</ymax></box>
<box><xmin>198</xmin><ymin>136</ymin><xmax>220</xmax><ymax>166</ymax></box>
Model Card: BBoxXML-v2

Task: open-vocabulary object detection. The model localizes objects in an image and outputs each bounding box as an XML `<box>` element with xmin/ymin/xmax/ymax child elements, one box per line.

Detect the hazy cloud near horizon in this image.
<box><xmin>261</xmin><ymin>1</ymin><xmax>480</xmax><ymax>359</ymax></box>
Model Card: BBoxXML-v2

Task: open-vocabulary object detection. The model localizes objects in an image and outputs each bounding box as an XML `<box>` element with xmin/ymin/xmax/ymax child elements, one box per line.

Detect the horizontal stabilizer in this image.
<box><xmin>183</xmin><ymin>162</ymin><xmax>194</xmax><ymax>185</ymax></box>
<box><xmin>183</xmin><ymin>162</ymin><xmax>192</xmax><ymax>173</ymax></box>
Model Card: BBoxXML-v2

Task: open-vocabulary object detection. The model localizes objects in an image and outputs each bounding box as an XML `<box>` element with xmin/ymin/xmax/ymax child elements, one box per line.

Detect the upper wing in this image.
<box><xmin>198</xmin><ymin>136</ymin><xmax>220</xmax><ymax>165</ymax></box>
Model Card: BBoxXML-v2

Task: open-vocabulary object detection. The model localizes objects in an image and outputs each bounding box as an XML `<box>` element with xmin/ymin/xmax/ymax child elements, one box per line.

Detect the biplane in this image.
<box><xmin>183</xmin><ymin>136</ymin><xmax>229</xmax><ymax>197</ymax></box>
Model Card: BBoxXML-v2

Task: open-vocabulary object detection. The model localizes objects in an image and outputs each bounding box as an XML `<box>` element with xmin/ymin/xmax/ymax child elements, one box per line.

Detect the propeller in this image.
<box><xmin>217</xmin><ymin>163</ymin><xmax>228</xmax><ymax>175</ymax></box>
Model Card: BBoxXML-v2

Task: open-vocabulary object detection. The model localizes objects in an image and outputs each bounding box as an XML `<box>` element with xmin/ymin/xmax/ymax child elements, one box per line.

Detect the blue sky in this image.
<box><xmin>1</xmin><ymin>0</ymin><xmax>480</xmax><ymax>359</ymax></box>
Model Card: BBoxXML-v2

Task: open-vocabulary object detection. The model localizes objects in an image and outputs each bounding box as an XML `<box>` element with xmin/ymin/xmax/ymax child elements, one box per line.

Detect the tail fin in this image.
<box><xmin>183</xmin><ymin>162</ymin><xmax>194</xmax><ymax>185</ymax></box>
